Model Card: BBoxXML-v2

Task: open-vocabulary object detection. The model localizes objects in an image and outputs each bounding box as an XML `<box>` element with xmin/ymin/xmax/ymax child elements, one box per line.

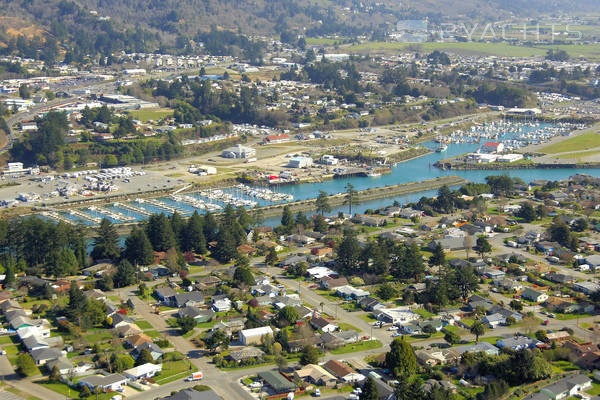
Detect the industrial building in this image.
<box><xmin>288</xmin><ymin>156</ymin><xmax>313</xmax><ymax>168</ymax></box>
<box><xmin>221</xmin><ymin>144</ymin><xmax>256</xmax><ymax>159</ymax></box>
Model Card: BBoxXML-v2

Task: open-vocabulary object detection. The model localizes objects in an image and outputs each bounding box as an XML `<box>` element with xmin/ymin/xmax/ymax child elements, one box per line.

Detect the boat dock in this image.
<box><xmin>69</xmin><ymin>209</ymin><xmax>101</xmax><ymax>224</ymax></box>
<box><xmin>88</xmin><ymin>206</ymin><xmax>135</xmax><ymax>222</ymax></box>
<box><xmin>41</xmin><ymin>211</ymin><xmax>75</xmax><ymax>225</ymax></box>
<box><xmin>114</xmin><ymin>202</ymin><xmax>152</xmax><ymax>217</ymax></box>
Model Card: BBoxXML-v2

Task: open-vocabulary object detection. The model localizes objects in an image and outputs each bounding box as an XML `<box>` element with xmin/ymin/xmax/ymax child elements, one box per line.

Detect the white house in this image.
<box><xmin>521</xmin><ymin>288</ymin><xmax>548</xmax><ymax>303</ymax></box>
<box><xmin>377</xmin><ymin>308</ymin><xmax>419</xmax><ymax>324</ymax></box>
<box><xmin>79</xmin><ymin>374</ymin><xmax>128</xmax><ymax>391</ymax></box>
<box><xmin>123</xmin><ymin>363</ymin><xmax>162</xmax><ymax>381</ymax></box>
<box><xmin>288</xmin><ymin>156</ymin><xmax>313</xmax><ymax>168</ymax></box>
<box><xmin>481</xmin><ymin>142</ymin><xmax>504</xmax><ymax>154</ymax></box>
<box><xmin>240</xmin><ymin>326</ymin><xmax>274</xmax><ymax>345</ymax></box>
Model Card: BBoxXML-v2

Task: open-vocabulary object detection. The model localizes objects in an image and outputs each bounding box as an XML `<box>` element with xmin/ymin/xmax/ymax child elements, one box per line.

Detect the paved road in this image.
<box><xmin>0</xmin><ymin>353</ymin><xmax>64</xmax><ymax>400</ymax></box>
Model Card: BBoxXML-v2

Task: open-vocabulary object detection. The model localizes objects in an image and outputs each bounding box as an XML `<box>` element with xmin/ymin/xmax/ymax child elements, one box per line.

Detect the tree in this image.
<box><xmin>110</xmin><ymin>353</ymin><xmax>135</xmax><ymax>372</ymax></box>
<box><xmin>123</xmin><ymin>227</ymin><xmax>154</xmax><ymax>266</ymax></box>
<box><xmin>91</xmin><ymin>218</ymin><xmax>120</xmax><ymax>261</ymax></box>
<box><xmin>510</xmin><ymin>300</ymin><xmax>523</xmax><ymax>311</ymax></box>
<box><xmin>315</xmin><ymin>190</ymin><xmax>331</xmax><ymax>216</ymax></box>
<box><xmin>19</xmin><ymin>84</ymin><xmax>31</xmax><ymax>99</ymax></box>
<box><xmin>183</xmin><ymin>211</ymin><xmax>207</xmax><ymax>254</ymax></box>
<box><xmin>177</xmin><ymin>315</ymin><xmax>197</xmax><ymax>334</ymax></box>
<box><xmin>16</xmin><ymin>353</ymin><xmax>37</xmax><ymax>376</ymax></box>
<box><xmin>518</xmin><ymin>202</ymin><xmax>537</xmax><ymax>223</ymax></box>
<box><xmin>212</xmin><ymin>228</ymin><xmax>238</xmax><ymax>263</ymax></box>
<box><xmin>145</xmin><ymin>213</ymin><xmax>176</xmax><ymax>252</ymax></box>
<box><xmin>48</xmin><ymin>247</ymin><xmax>79</xmax><ymax>277</ymax></box>
<box><xmin>276</xmin><ymin>306</ymin><xmax>300</xmax><ymax>327</ymax></box>
<box><xmin>67</xmin><ymin>281</ymin><xmax>86</xmax><ymax>319</ymax></box>
<box><xmin>113</xmin><ymin>260</ymin><xmax>136</xmax><ymax>288</ymax></box>
<box><xmin>136</xmin><ymin>348</ymin><xmax>154</xmax><ymax>365</ymax></box>
<box><xmin>265</xmin><ymin>247</ymin><xmax>278</xmax><ymax>266</ymax></box>
<box><xmin>470</xmin><ymin>320</ymin><xmax>486</xmax><ymax>342</ymax></box>
<box><xmin>205</xmin><ymin>329</ymin><xmax>230</xmax><ymax>351</ymax></box>
<box><xmin>377</xmin><ymin>283</ymin><xmax>398</xmax><ymax>301</ymax></box>
<box><xmin>360</xmin><ymin>377</ymin><xmax>379</xmax><ymax>400</ymax></box>
<box><xmin>280</xmin><ymin>205</ymin><xmax>295</xmax><ymax>234</ymax></box>
<box><xmin>233</xmin><ymin>265</ymin><xmax>254</xmax><ymax>286</ymax></box>
<box><xmin>463</xmin><ymin>234</ymin><xmax>474</xmax><ymax>259</ymax></box>
<box><xmin>535</xmin><ymin>330</ymin><xmax>549</xmax><ymax>342</ymax></box>
<box><xmin>475</xmin><ymin>236</ymin><xmax>492</xmax><ymax>257</ymax></box>
<box><xmin>300</xmin><ymin>345</ymin><xmax>320</xmax><ymax>365</ymax></box>
<box><xmin>453</xmin><ymin>266</ymin><xmax>479</xmax><ymax>301</ymax></box>
<box><xmin>138</xmin><ymin>282</ymin><xmax>148</xmax><ymax>298</ymax></box>
<box><xmin>429</xmin><ymin>242</ymin><xmax>446</xmax><ymax>267</ymax></box>
<box><xmin>385</xmin><ymin>337</ymin><xmax>417</xmax><ymax>378</ymax></box>
<box><xmin>344</xmin><ymin>183</ymin><xmax>359</xmax><ymax>214</ymax></box>
<box><xmin>335</xmin><ymin>229</ymin><xmax>361</xmax><ymax>274</ymax></box>
<box><xmin>444</xmin><ymin>330</ymin><xmax>461</xmax><ymax>345</ymax></box>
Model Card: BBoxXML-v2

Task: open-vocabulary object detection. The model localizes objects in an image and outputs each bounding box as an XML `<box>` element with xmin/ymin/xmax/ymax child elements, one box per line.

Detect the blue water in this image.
<box><xmin>52</xmin><ymin>122</ymin><xmax>600</xmax><ymax>228</ymax></box>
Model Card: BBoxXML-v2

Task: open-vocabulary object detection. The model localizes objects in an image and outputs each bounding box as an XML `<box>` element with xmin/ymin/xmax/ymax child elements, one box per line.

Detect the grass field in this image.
<box><xmin>154</xmin><ymin>360</ymin><xmax>195</xmax><ymax>385</ymax></box>
<box><xmin>135</xmin><ymin>320</ymin><xmax>153</xmax><ymax>330</ymax></box>
<box><xmin>341</xmin><ymin>41</ymin><xmax>600</xmax><ymax>60</ymax></box>
<box><xmin>555</xmin><ymin>149</ymin><xmax>600</xmax><ymax>161</ymax></box>
<box><xmin>330</xmin><ymin>339</ymin><xmax>382</xmax><ymax>355</ymax></box>
<box><xmin>540</xmin><ymin>131</ymin><xmax>600</xmax><ymax>154</ymax></box>
<box><xmin>128</xmin><ymin>108</ymin><xmax>173</xmax><ymax>122</ymax></box>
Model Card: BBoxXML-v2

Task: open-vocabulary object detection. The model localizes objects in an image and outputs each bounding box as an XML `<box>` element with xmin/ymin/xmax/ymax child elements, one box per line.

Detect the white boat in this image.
<box><xmin>436</xmin><ymin>144</ymin><xmax>448</xmax><ymax>153</ymax></box>
<box><xmin>367</xmin><ymin>171</ymin><xmax>381</xmax><ymax>177</ymax></box>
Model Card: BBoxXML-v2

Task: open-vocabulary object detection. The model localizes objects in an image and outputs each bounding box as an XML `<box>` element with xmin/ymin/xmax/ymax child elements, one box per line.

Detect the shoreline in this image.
<box><xmin>435</xmin><ymin>161</ymin><xmax>600</xmax><ymax>170</ymax></box>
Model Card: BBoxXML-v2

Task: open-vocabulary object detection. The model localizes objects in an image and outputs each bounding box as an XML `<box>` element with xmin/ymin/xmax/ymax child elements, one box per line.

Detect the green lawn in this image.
<box><xmin>330</xmin><ymin>340</ymin><xmax>382</xmax><ymax>355</ymax></box>
<box><xmin>144</xmin><ymin>330</ymin><xmax>162</xmax><ymax>338</ymax></box>
<box><xmin>540</xmin><ymin>131</ymin><xmax>600</xmax><ymax>154</ymax></box>
<box><xmin>337</xmin><ymin>322</ymin><xmax>361</xmax><ymax>332</ymax></box>
<box><xmin>359</xmin><ymin>314</ymin><xmax>377</xmax><ymax>323</ymax></box>
<box><xmin>345</xmin><ymin>41</ymin><xmax>547</xmax><ymax>57</ymax></box>
<box><xmin>0</xmin><ymin>335</ymin><xmax>15</xmax><ymax>345</ymax></box>
<box><xmin>154</xmin><ymin>360</ymin><xmax>196</xmax><ymax>385</ymax></box>
<box><xmin>39</xmin><ymin>382</ymin><xmax>115</xmax><ymax>400</ymax></box>
<box><xmin>135</xmin><ymin>320</ymin><xmax>154</xmax><ymax>330</ymax></box>
<box><xmin>128</xmin><ymin>108</ymin><xmax>173</xmax><ymax>122</ymax></box>
<box><xmin>84</xmin><ymin>331</ymin><xmax>113</xmax><ymax>342</ymax></box>
<box><xmin>412</xmin><ymin>308</ymin><xmax>436</xmax><ymax>319</ymax></box>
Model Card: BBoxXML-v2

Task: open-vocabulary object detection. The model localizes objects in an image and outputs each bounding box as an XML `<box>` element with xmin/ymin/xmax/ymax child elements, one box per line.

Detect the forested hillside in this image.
<box><xmin>0</xmin><ymin>0</ymin><xmax>596</xmax><ymax>62</ymax></box>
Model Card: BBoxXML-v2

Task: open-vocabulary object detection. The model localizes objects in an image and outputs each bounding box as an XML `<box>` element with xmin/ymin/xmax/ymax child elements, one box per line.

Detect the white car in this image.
<box><xmin>348</xmin><ymin>395</ymin><xmax>359</xmax><ymax>400</ymax></box>
<box><xmin>387</xmin><ymin>326</ymin><xmax>398</xmax><ymax>331</ymax></box>
<box><xmin>249</xmin><ymin>382</ymin><xmax>263</xmax><ymax>389</ymax></box>
<box><xmin>391</xmin><ymin>332</ymin><xmax>402</xmax><ymax>337</ymax></box>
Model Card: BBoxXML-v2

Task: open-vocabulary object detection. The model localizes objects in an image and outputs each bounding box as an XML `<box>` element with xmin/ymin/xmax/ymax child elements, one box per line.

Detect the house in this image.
<box><xmin>323</xmin><ymin>359</ymin><xmax>365</xmax><ymax>383</ymax></box>
<box><xmin>123</xmin><ymin>363</ymin><xmax>162</xmax><ymax>381</ymax></box>
<box><xmin>212</xmin><ymin>298</ymin><xmax>232</xmax><ymax>312</ymax></box>
<box><xmin>573</xmin><ymin>281</ymin><xmax>600</xmax><ymax>295</ymax></box>
<box><xmin>258</xmin><ymin>370</ymin><xmax>296</xmax><ymax>394</ymax></box>
<box><xmin>195</xmin><ymin>276</ymin><xmax>222</xmax><ymax>289</ymax></box>
<box><xmin>111</xmin><ymin>313</ymin><xmax>135</xmax><ymax>328</ymax></box>
<box><xmin>543</xmin><ymin>297</ymin><xmax>580</xmax><ymax>314</ymax></box>
<box><xmin>415</xmin><ymin>349</ymin><xmax>447</xmax><ymax>366</ymax></box>
<box><xmin>30</xmin><ymin>347</ymin><xmax>65</xmax><ymax>365</ymax></box>
<box><xmin>320</xmin><ymin>277</ymin><xmax>348</xmax><ymax>290</ymax></box>
<box><xmin>83</xmin><ymin>289</ymin><xmax>107</xmax><ymax>301</ymax></box>
<box><xmin>332</xmin><ymin>330</ymin><xmax>359</xmax><ymax>344</ymax></box>
<box><xmin>335</xmin><ymin>285</ymin><xmax>369</xmax><ymax>299</ymax></box>
<box><xmin>221</xmin><ymin>144</ymin><xmax>256</xmax><ymax>159</ymax></box>
<box><xmin>211</xmin><ymin>318</ymin><xmax>245</xmax><ymax>336</ymax></box>
<box><xmin>320</xmin><ymin>332</ymin><xmax>345</xmax><ymax>349</ymax></box>
<box><xmin>310</xmin><ymin>316</ymin><xmax>338</xmax><ymax>333</ymax></box>
<box><xmin>482</xmin><ymin>313</ymin><xmax>506</xmax><ymax>328</ymax></box>
<box><xmin>311</xmin><ymin>247</ymin><xmax>333</xmax><ymax>258</ymax></box>
<box><xmin>46</xmin><ymin>357</ymin><xmax>73</xmax><ymax>376</ymax></box>
<box><xmin>22</xmin><ymin>335</ymin><xmax>49</xmax><ymax>351</ymax></box>
<box><xmin>562</xmin><ymin>341</ymin><xmax>600</xmax><ymax>369</ymax></box>
<box><xmin>547</xmin><ymin>273</ymin><xmax>576</xmax><ymax>285</ymax></box>
<box><xmin>358</xmin><ymin>297</ymin><xmax>385</xmax><ymax>312</ymax></box>
<box><xmin>263</xmin><ymin>134</ymin><xmax>290</xmax><ymax>144</ymax></box>
<box><xmin>296</xmin><ymin>364</ymin><xmax>337</xmax><ymax>387</ymax></box>
<box><xmin>162</xmin><ymin>388</ymin><xmax>222</xmax><ymax>400</ymax></box>
<box><xmin>227</xmin><ymin>347</ymin><xmax>265</xmax><ymax>363</ymax></box>
<box><xmin>288</xmin><ymin>234</ymin><xmax>315</xmax><ymax>245</ymax></box>
<box><xmin>546</xmin><ymin>331</ymin><xmax>570</xmax><ymax>342</ymax></box>
<box><xmin>172</xmin><ymin>291</ymin><xmax>205</xmax><ymax>308</ymax></box>
<box><xmin>155</xmin><ymin>287</ymin><xmax>177</xmax><ymax>303</ymax></box>
<box><xmin>177</xmin><ymin>307</ymin><xmax>214</xmax><ymax>322</ymax></box>
<box><xmin>480</xmin><ymin>268</ymin><xmax>505</xmax><ymax>279</ymax></box>
<box><xmin>447</xmin><ymin>342</ymin><xmax>500</xmax><ymax>359</ymax></box>
<box><xmin>115</xmin><ymin>323</ymin><xmax>143</xmax><ymax>338</ymax></box>
<box><xmin>496</xmin><ymin>335</ymin><xmax>542</xmax><ymax>350</ymax></box>
<box><xmin>131</xmin><ymin>342</ymin><xmax>163</xmax><ymax>361</ymax></box>
<box><xmin>125</xmin><ymin>333</ymin><xmax>153</xmax><ymax>348</ymax></box>
<box><xmin>541</xmin><ymin>374</ymin><xmax>592</xmax><ymax>400</ymax></box>
<box><xmin>481</xmin><ymin>142</ymin><xmax>504</xmax><ymax>154</ymax></box>
<box><xmin>293</xmin><ymin>305</ymin><xmax>313</xmax><ymax>319</ymax></box>
<box><xmin>376</xmin><ymin>308</ymin><xmax>419</xmax><ymax>324</ymax></box>
<box><xmin>79</xmin><ymin>374</ymin><xmax>128</xmax><ymax>391</ymax></box>
<box><xmin>521</xmin><ymin>287</ymin><xmax>548</xmax><ymax>303</ymax></box>
<box><xmin>239</xmin><ymin>326</ymin><xmax>274</xmax><ymax>345</ymax></box>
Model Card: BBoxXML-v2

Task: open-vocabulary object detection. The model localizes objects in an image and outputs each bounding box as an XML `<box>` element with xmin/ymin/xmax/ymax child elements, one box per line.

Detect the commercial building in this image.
<box><xmin>239</xmin><ymin>326</ymin><xmax>274</xmax><ymax>345</ymax></box>
<box><xmin>221</xmin><ymin>144</ymin><xmax>256</xmax><ymax>159</ymax></box>
<box><xmin>287</xmin><ymin>156</ymin><xmax>313</xmax><ymax>168</ymax></box>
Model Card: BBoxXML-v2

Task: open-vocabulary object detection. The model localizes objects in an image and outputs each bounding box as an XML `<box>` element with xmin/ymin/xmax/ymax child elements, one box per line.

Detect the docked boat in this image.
<box><xmin>436</xmin><ymin>144</ymin><xmax>448</xmax><ymax>153</ymax></box>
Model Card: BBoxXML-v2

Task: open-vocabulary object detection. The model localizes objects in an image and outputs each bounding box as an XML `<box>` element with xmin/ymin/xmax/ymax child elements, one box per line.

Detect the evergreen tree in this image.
<box><xmin>453</xmin><ymin>265</ymin><xmax>479</xmax><ymax>301</ymax></box>
<box><xmin>145</xmin><ymin>214</ymin><xmax>177</xmax><ymax>252</ymax></box>
<box><xmin>475</xmin><ymin>236</ymin><xmax>492</xmax><ymax>257</ymax></box>
<box><xmin>335</xmin><ymin>229</ymin><xmax>361</xmax><ymax>274</ymax></box>
<box><xmin>429</xmin><ymin>242</ymin><xmax>446</xmax><ymax>267</ymax></box>
<box><xmin>360</xmin><ymin>377</ymin><xmax>379</xmax><ymax>400</ymax></box>
<box><xmin>135</xmin><ymin>348</ymin><xmax>154</xmax><ymax>365</ymax></box>
<box><xmin>344</xmin><ymin>183</ymin><xmax>359</xmax><ymax>214</ymax></box>
<box><xmin>213</xmin><ymin>228</ymin><xmax>238</xmax><ymax>263</ymax></box>
<box><xmin>385</xmin><ymin>337</ymin><xmax>417</xmax><ymax>378</ymax></box>
<box><xmin>169</xmin><ymin>212</ymin><xmax>185</xmax><ymax>247</ymax></box>
<box><xmin>470</xmin><ymin>320</ymin><xmax>486</xmax><ymax>342</ymax></box>
<box><xmin>123</xmin><ymin>227</ymin><xmax>154</xmax><ymax>266</ymax></box>
<box><xmin>315</xmin><ymin>190</ymin><xmax>331</xmax><ymax>216</ymax></box>
<box><xmin>281</xmin><ymin>205</ymin><xmax>295</xmax><ymax>234</ymax></box>
<box><xmin>265</xmin><ymin>247</ymin><xmax>278</xmax><ymax>266</ymax></box>
<box><xmin>113</xmin><ymin>260</ymin><xmax>136</xmax><ymax>288</ymax></box>
<box><xmin>183</xmin><ymin>211</ymin><xmax>207</xmax><ymax>254</ymax></box>
<box><xmin>300</xmin><ymin>345</ymin><xmax>319</xmax><ymax>365</ymax></box>
<box><xmin>3</xmin><ymin>263</ymin><xmax>14</xmax><ymax>288</ymax></box>
<box><xmin>49</xmin><ymin>364</ymin><xmax>61</xmax><ymax>382</ymax></box>
<box><xmin>91</xmin><ymin>218</ymin><xmax>120</xmax><ymax>260</ymax></box>
<box><xmin>67</xmin><ymin>281</ymin><xmax>86</xmax><ymax>319</ymax></box>
<box><xmin>203</xmin><ymin>211</ymin><xmax>219</xmax><ymax>242</ymax></box>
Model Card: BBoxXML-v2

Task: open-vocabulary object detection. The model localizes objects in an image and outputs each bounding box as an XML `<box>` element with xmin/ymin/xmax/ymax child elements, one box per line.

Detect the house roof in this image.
<box><xmin>258</xmin><ymin>370</ymin><xmax>296</xmax><ymax>392</ymax></box>
<box><xmin>543</xmin><ymin>374</ymin><xmax>591</xmax><ymax>396</ymax></box>
<box><xmin>30</xmin><ymin>347</ymin><xmax>63</xmax><ymax>362</ymax></box>
<box><xmin>163</xmin><ymin>389</ymin><xmax>222</xmax><ymax>400</ymax></box>
<box><xmin>323</xmin><ymin>359</ymin><xmax>354</xmax><ymax>378</ymax></box>
<box><xmin>80</xmin><ymin>374</ymin><xmax>127</xmax><ymax>388</ymax></box>
<box><xmin>127</xmin><ymin>333</ymin><xmax>153</xmax><ymax>347</ymax></box>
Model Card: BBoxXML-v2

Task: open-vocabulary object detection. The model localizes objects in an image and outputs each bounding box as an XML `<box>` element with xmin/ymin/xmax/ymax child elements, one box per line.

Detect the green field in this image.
<box><xmin>154</xmin><ymin>360</ymin><xmax>195</xmax><ymax>385</ymax></box>
<box><xmin>540</xmin><ymin>131</ymin><xmax>600</xmax><ymax>154</ymax></box>
<box><xmin>135</xmin><ymin>320</ymin><xmax>153</xmax><ymax>330</ymax></box>
<box><xmin>341</xmin><ymin>41</ymin><xmax>600</xmax><ymax>60</ymax></box>
<box><xmin>330</xmin><ymin>339</ymin><xmax>382</xmax><ymax>355</ymax></box>
<box><xmin>555</xmin><ymin>149</ymin><xmax>600</xmax><ymax>161</ymax></box>
<box><xmin>128</xmin><ymin>108</ymin><xmax>173</xmax><ymax>122</ymax></box>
